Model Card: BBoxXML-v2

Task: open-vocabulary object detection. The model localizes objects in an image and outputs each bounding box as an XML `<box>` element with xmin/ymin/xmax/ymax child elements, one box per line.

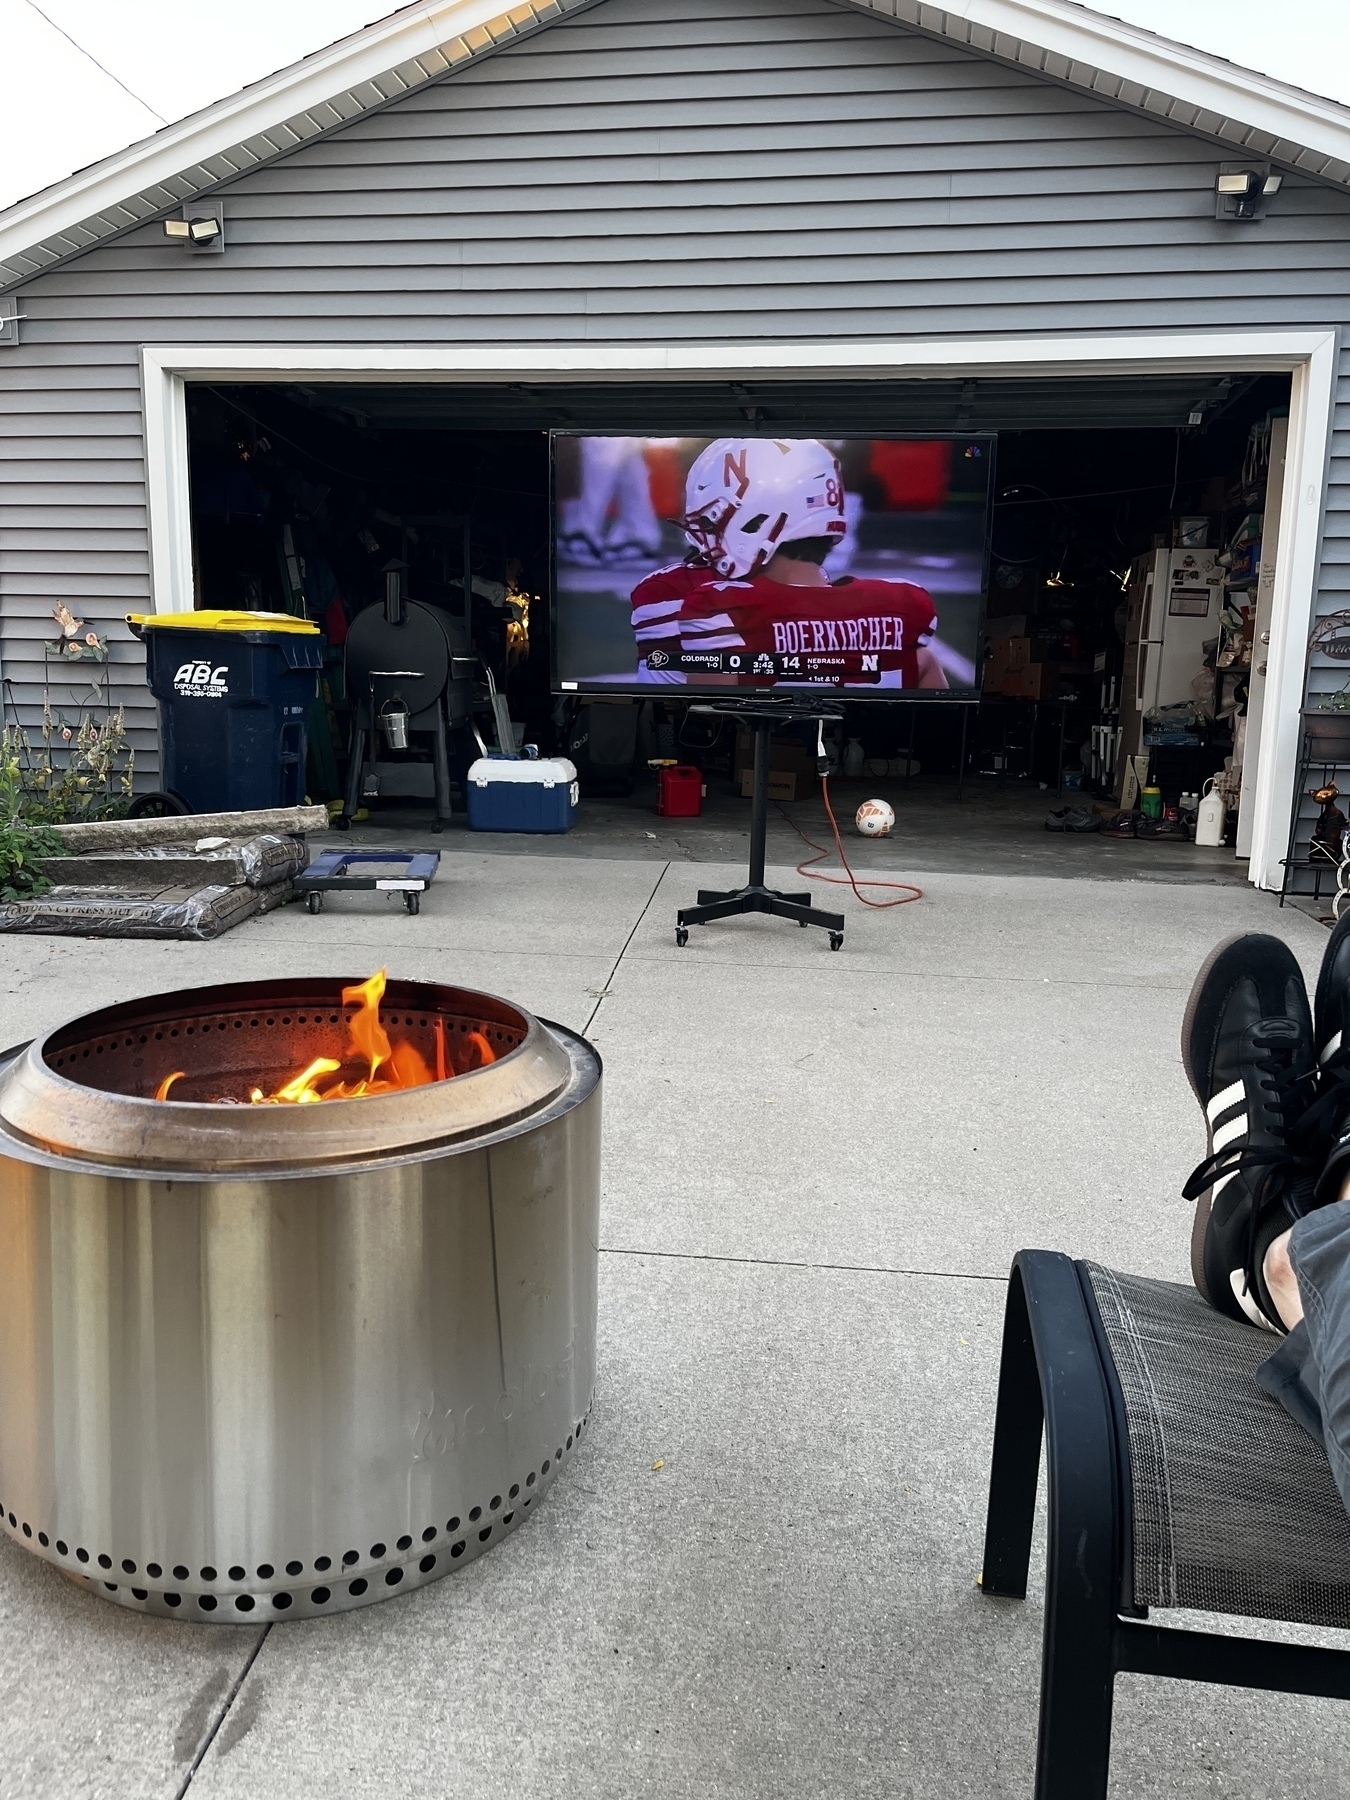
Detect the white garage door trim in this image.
<box><xmin>141</xmin><ymin>329</ymin><xmax>1339</xmax><ymax>892</ymax></box>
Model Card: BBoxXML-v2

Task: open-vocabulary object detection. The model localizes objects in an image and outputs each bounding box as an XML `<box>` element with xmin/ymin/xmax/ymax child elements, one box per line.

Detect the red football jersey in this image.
<box><xmin>630</xmin><ymin>558</ymin><xmax>718</xmax><ymax>653</ymax></box>
<box><xmin>678</xmin><ymin>573</ymin><xmax>937</xmax><ymax>686</ymax></box>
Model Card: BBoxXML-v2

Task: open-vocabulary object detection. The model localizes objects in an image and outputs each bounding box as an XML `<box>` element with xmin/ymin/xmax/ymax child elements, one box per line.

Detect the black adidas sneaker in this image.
<box><xmin>1181</xmin><ymin>932</ymin><xmax>1316</xmax><ymax>1331</ymax></box>
<box><xmin>1305</xmin><ymin>910</ymin><xmax>1350</xmax><ymax>1201</ymax></box>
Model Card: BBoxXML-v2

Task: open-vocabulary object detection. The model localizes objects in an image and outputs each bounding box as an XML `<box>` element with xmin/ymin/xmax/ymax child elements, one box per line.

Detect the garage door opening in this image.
<box><xmin>183</xmin><ymin>371</ymin><xmax>1292</xmax><ymax>879</ymax></box>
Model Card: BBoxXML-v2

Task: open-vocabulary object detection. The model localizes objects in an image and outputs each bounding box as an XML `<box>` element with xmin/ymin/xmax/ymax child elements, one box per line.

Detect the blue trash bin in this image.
<box><xmin>129</xmin><ymin>610</ymin><xmax>324</xmax><ymax>813</ymax></box>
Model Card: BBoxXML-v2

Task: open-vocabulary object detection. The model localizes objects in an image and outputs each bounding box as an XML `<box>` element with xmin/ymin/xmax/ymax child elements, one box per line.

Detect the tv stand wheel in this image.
<box><xmin>675</xmin><ymin>926</ymin><xmax>689</xmax><ymax>947</ymax></box>
<box><xmin>829</xmin><ymin>931</ymin><xmax>844</xmax><ymax>952</ymax></box>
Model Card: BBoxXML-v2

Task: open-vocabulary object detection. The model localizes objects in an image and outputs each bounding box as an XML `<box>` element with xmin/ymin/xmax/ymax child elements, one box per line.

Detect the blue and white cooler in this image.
<box><xmin>466</xmin><ymin>757</ymin><xmax>579</xmax><ymax>834</ymax></box>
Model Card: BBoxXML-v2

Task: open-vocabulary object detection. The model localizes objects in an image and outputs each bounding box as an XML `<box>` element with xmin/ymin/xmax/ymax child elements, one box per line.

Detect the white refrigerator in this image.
<box><xmin>1119</xmin><ymin>549</ymin><xmax>1224</xmax><ymax>777</ymax></box>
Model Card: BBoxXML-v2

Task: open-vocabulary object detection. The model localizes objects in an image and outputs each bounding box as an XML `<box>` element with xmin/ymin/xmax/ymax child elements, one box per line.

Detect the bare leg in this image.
<box><xmin>1263</xmin><ymin>1227</ymin><xmax>1304</xmax><ymax>1330</ymax></box>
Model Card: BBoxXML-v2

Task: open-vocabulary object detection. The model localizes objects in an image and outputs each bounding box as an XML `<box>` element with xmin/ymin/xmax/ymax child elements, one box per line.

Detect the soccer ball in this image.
<box><xmin>855</xmin><ymin>799</ymin><xmax>895</xmax><ymax>837</ymax></box>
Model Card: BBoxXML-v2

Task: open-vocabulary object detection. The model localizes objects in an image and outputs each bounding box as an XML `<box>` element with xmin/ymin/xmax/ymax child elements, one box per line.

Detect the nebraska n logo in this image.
<box><xmin>723</xmin><ymin>449</ymin><xmax>750</xmax><ymax>499</ymax></box>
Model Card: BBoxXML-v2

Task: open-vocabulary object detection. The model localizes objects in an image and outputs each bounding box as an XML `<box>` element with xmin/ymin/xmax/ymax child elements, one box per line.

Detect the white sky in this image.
<box><xmin>1</xmin><ymin>0</ymin><xmax>1348</xmax><ymax>215</ymax></box>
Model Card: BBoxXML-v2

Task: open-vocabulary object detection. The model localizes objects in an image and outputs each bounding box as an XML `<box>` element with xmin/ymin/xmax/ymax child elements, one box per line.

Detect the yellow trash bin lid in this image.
<box><xmin>126</xmin><ymin>609</ymin><xmax>320</xmax><ymax>635</ymax></box>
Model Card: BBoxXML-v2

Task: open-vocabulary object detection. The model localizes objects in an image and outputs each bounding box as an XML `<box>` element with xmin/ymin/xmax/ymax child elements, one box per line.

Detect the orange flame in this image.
<box><xmin>153</xmin><ymin>969</ymin><xmax>499</xmax><ymax>1105</ymax></box>
<box><xmin>343</xmin><ymin>969</ymin><xmax>391</xmax><ymax>1084</ymax></box>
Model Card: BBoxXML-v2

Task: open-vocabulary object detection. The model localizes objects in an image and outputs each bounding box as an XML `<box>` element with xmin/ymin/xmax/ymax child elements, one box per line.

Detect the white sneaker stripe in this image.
<box><xmin>1211</xmin><ymin>1113</ymin><xmax>1248</xmax><ymax>1153</ymax></box>
<box><xmin>1230</xmin><ymin>1268</ymin><xmax>1280</xmax><ymax>1334</ymax></box>
<box><xmin>1206</xmin><ymin>1079</ymin><xmax>1246</xmax><ymax>1122</ymax></box>
<box><xmin>1211</xmin><ymin>1169</ymin><xmax>1239</xmax><ymax>1202</ymax></box>
<box><xmin>1209</xmin><ymin>1097</ymin><xmax>1247</xmax><ymax>1132</ymax></box>
<box><xmin>1322</xmin><ymin>1030</ymin><xmax>1343</xmax><ymax>1065</ymax></box>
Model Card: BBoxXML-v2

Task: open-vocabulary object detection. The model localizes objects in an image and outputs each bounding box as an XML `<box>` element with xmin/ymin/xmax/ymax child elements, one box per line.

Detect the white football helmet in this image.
<box><xmin>678</xmin><ymin>438</ymin><xmax>848</xmax><ymax>577</ymax></box>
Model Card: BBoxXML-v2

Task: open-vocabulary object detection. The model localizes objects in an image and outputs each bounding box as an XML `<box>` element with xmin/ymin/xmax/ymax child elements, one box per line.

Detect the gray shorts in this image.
<box><xmin>1257</xmin><ymin>1201</ymin><xmax>1350</xmax><ymax>1513</ymax></box>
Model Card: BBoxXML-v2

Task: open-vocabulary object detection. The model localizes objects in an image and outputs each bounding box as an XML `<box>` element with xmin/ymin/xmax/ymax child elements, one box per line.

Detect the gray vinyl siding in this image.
<box><xmin>4</xmin><ymin>0</ymin><xmax>1350</xmax><ymax>783</ymax></box>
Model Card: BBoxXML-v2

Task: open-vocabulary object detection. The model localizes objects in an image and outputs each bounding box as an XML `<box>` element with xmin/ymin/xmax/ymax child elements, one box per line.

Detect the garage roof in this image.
<box><xmin>4</xmin><ymin>0</ymin><xmax>1350</xmax><ymax>293</ymax></box>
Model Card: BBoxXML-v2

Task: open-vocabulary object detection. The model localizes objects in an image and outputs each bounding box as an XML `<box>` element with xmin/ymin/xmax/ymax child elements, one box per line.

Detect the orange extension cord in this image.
<box><xmin>777</xmin><ymin>778</ymin><xmax>924</xmax><ymax>910</ymax></box>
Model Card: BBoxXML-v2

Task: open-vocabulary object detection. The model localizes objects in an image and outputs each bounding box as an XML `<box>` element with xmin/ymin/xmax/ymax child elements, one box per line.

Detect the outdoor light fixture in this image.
<box><xmin>162</xmin><ymin>216</ymin><xmax>220</xmax><ymax>244</ymax></box>
<box><xmin>162</xmin><ymin>202</ymin><xmax>225</xmax><ymax>253</ymax></box>
<box><xmin>1215</xmin><ymin>164</ymin><xmax>1282</xmax><ymax>221</ymax></box>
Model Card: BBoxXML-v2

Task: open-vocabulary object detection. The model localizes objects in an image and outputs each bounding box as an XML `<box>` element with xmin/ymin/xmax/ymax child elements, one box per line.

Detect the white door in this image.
<box><xmin>1237</xmin><ymin>415</ymin><xmax>1289</xmax><ymax>861</ymax></box>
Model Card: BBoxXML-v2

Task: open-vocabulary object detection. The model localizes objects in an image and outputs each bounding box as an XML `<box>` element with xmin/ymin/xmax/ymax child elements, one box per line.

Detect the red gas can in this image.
<box><xmin>656</xmin><ymin>765</ymin><xmax>704</xmax><ymax>818</ymax></box>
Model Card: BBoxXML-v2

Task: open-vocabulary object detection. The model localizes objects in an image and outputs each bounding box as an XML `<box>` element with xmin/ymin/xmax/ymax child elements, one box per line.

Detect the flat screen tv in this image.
<box><xmin>550</xmin><ymin>433</ymin><xmax>993</xmax><ymax>699</ymax></box>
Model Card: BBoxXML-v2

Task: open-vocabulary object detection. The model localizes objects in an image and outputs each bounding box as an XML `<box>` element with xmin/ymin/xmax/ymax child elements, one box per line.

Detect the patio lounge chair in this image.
<box><xmin>980</xmin><ymin>1249</ymin><xmax>1350</xmax><ymax>1799</ymax></box>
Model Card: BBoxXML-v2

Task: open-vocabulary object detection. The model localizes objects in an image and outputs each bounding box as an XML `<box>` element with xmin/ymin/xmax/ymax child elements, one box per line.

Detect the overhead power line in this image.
<box><xmin>21</xmin><ymin>0</ymin><xmax>168</xmax><ymax>124</ymax></box>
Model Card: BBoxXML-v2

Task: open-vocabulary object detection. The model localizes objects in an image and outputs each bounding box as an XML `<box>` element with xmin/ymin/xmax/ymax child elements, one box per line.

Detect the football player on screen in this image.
<box><xmin>673</xmin><ymin>438</ymin><xmax>947</xmax><ymax>690</ymax></box>
<box><xmin>628</xmin><ymin>439</ymin><xmax>747</xmax><ymax>683</ymax></box>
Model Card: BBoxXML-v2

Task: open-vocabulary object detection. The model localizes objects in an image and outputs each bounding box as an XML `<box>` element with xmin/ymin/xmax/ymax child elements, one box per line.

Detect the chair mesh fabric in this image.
<box><xmin>1084</xmin><ymin>1261</ymin><xmax>1350</xmax><ymax>1628</ymax></box>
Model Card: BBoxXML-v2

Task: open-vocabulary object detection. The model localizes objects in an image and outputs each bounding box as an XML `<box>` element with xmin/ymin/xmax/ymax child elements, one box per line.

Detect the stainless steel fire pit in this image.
<box><xmin>0</xmin><ymin>977</ymin><xmax>600</xmax><ymax>1621</ymax></box>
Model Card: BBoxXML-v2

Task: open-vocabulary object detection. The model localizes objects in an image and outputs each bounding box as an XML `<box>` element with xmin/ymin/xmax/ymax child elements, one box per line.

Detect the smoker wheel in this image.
<box><xmin>127</xmin><ymin>790</ymin><xmax>190</xmax><ymax>820</ymax></box>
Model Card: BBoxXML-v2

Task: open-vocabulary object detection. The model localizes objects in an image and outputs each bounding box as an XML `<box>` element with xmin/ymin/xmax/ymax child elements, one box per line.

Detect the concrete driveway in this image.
<box><xmin>0</xmin><ymin>853</ymin><xmax>1342</xmax><ymax>1799</ymax></box>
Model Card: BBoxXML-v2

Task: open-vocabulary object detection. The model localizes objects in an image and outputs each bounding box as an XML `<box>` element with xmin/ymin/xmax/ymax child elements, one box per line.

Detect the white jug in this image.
<box><xmin>1195</xmin><ymin>780</ymin><xmax>1227</xmax><ymax>847</ymax></box>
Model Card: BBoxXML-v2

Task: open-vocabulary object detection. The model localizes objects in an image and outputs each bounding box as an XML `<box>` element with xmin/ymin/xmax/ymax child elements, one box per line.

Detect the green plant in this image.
<box><xmin>1315</xmin><ymin>688</ymin><xmax>1350</xmax><ymax>713</ymax></box>
<box><xmin>1</xmin><ymin>705</ymin><xmax>134</xmax><ymax>826</ymax></box>
<box><xmin>0</xmin><ymin>733</ymin><xmax>66</xmax><ymax>901</ymax></box>
<box><xmin>0</xmin><ymin>816</ymin><xmax>65</xmax><ymax>903</ymax></box>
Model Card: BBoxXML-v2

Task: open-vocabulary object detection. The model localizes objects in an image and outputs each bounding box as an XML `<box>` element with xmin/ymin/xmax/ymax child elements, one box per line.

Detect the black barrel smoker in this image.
<box><xmin>340</xmin><ymin>567</ymin><xmax>474</xmax><ymax>830</ymax></box>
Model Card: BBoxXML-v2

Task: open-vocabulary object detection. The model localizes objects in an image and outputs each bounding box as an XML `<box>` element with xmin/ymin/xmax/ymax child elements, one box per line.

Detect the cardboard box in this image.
<box><xmin>733</xmin><ymin>728</ymin><xmax>817</xmax><ymax>781</ymax></box>
<box><xmin>987</xmin><ymin>635</ymin><xmax>1035</xmax><ymax>670</ymax></box>
<box><xmin>999</xmin><ymin>662</ymin><xmax>1058</xmax><ymax>701</ymax></box>
<box><xmin>740</xmin><ymin>768</ymin><xmax>797</xmax><ymax>801</ymax></box>
<box><xmin>983</xmin><ymin>614</ymin><xmax>1029</xmax><ymax>640</ymax></box>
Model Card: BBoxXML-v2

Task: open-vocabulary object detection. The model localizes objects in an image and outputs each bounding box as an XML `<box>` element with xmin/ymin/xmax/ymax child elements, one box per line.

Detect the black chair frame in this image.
<box><xmin>981</xmin><ymin>1249</ymin><xmax>1350</xmax><ymax>1799</ymax></box>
